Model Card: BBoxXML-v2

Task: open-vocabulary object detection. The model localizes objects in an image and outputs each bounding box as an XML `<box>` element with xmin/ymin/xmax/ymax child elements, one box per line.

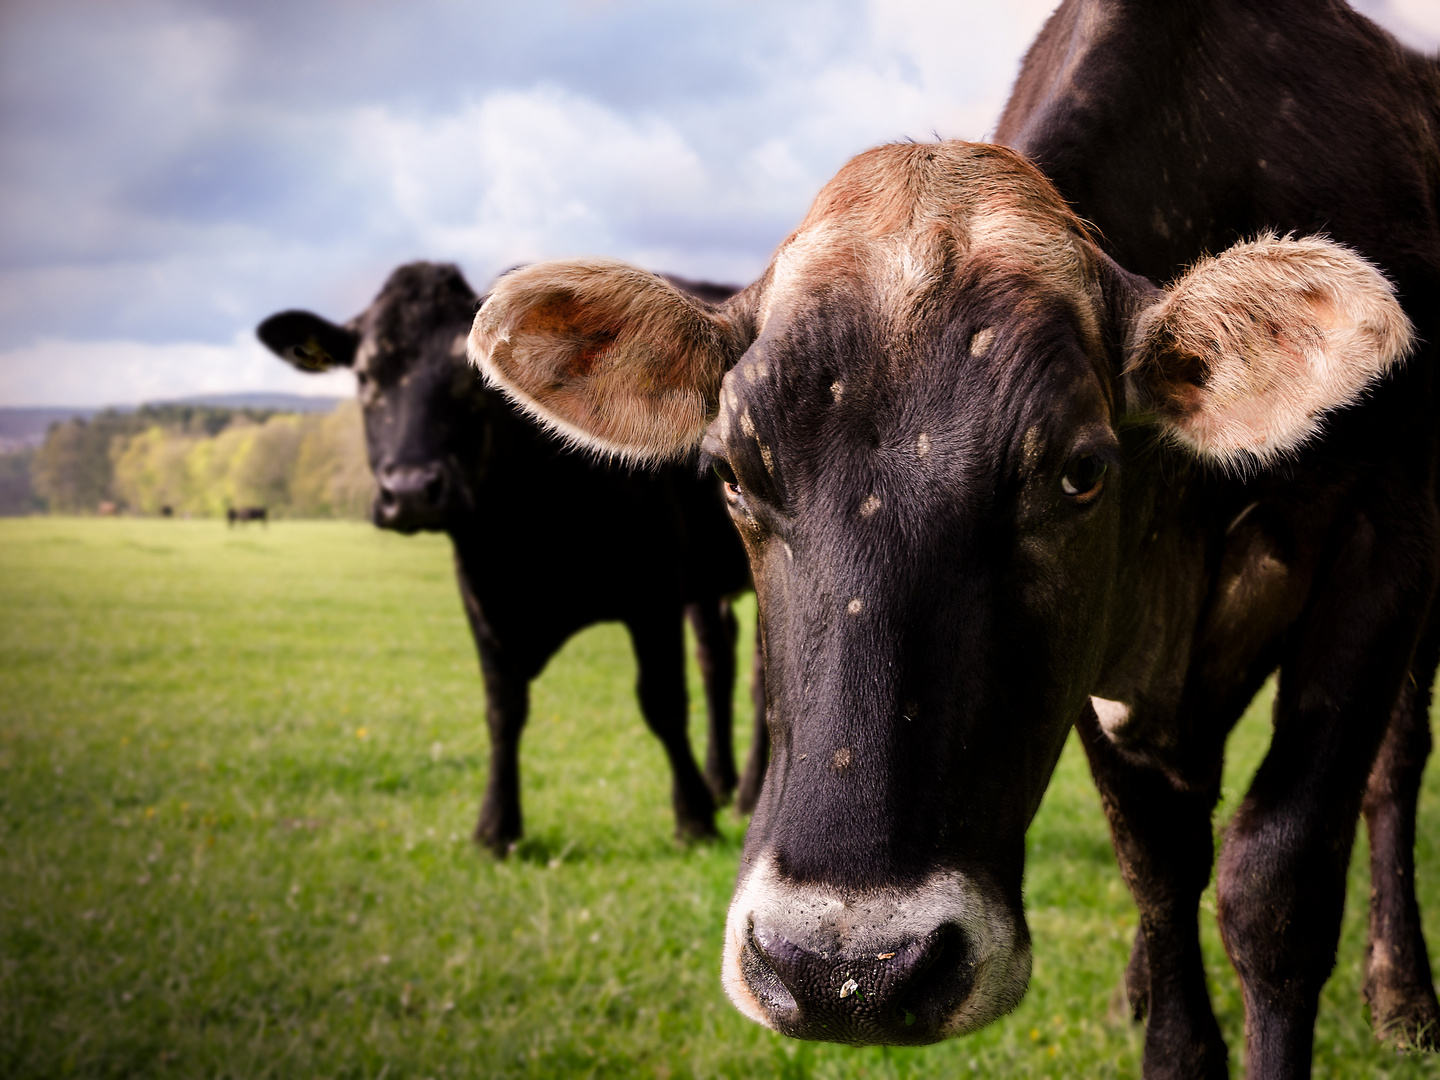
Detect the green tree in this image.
<box><xmin>32</xmin><ymin>413</ymin><xmax>128</xmax><ymax>512</ymax></box>
<box><xmin>290</xmin><ymin>401</ymin><xmax>372</xmax><ymax>518</ymax></box>
<box><xmin>0</xmin><ymin>448</ymin><xmax>41</xmax><ymax>515</ymax></box>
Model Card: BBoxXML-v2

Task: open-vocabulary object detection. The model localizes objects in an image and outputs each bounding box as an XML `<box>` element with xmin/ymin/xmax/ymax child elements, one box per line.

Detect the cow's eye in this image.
<box><xmin>1061</xmin><ymin>454</ymin><xmax>1107</xmax><ymax>502</ymax></box>
<box><xmin>712</xmin><ymin>460</ymin><xmax>744</xmax><ymax>504</ymax></box>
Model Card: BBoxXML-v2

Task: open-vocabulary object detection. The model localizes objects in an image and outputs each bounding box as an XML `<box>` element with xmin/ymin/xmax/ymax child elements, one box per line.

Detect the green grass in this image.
<box><xmin>1</xmin><ymin>517</ymin><xmax>1438</xmax><ymax>1077</ymax></box>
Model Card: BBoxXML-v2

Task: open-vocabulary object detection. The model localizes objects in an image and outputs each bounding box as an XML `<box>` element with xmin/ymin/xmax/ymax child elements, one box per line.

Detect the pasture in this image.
<box><xmin>1</xmin><ymin>517</ymin><xmax>1438</xmax><ymax>1078</ymax></box>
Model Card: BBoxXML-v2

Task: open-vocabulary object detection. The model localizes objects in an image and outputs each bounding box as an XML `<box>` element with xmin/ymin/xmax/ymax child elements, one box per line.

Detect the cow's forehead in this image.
<box><xmin>756</xmin><ymin>141</ymin><xmax>1101</xmax><ymax>350</ymax></box>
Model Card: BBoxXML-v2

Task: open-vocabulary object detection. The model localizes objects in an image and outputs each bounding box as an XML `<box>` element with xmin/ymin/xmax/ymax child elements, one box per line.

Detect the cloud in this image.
<box><xmin>1353</xmin><ymin>0</ymin><xmax>1440</xmax><ymax>51</ymax></box>
<box><xmin>0</xmin><ymin>332</ymin><xmax>353</xmax><ymax>408</ymax></box>
<box><xmin>1</xmin><ymin>0</ymin><xmax>1435</xmax><ymax>406</ymax></box>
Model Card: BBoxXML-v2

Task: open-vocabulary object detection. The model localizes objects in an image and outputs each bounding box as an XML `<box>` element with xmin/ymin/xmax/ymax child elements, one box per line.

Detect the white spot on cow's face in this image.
<box><xmin>740</xmin><ymin>410</ymin><xmax>757</xmax><ymax>439</ymax></box>
<box><xmin>917</xmin><ymin>432</ymin><xmax>931</xmax><ymax>459</ymax></box>
<box><xmin>781</xmin><ymin>540</ymin><xmax>794</xmax><ymax>561</ymax></box>
<box><xmin>831</xmin><ymin>380</ymin><xmax>845</xmax><ymax>403</ymax></box>
<box><xmin>760</xmin><ymin>443</ymin><xmax>776</xmax><ymax>476</ymax></box>
<box><xmin>970</xmin><ymin>327</ymin><xmax>996</xmax><ymax>357</ymax></box>
<box><xmin>1090</xmin><ymin>696</ymin><xmax>1131</xmax><ymax>736</ymax></box>
<box><xmin>860</xmin><ymin>494</ymin><xmax>881</xmax><ymax>517</ymax></box>
<box><xmin>1021</xmin><ymin>425</ymin><xmax>1045</xmax><ymax>468</ymax></box>
<box><xmin>744</xmin><ymin>359</ymin><xmax>770</xmax><ymax>384</ymax></box>
<box><xmin>847</xmin><ymin>597</ymin><xmax>864</xmax><ymax>615</ymax></box>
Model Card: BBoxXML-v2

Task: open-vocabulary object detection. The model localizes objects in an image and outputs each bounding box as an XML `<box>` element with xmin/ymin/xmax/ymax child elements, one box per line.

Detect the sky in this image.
<box><xmin>0</xmin><ymin>0</ymin><xmax>1437</xmax><ymax>408</ymax></box>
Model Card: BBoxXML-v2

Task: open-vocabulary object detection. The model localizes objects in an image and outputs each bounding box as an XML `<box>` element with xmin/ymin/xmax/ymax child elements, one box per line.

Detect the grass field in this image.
<box><xmin>2</xmin><ymin>517</ymin><xmax>1439</xmax><ymax>1078</ymax></box>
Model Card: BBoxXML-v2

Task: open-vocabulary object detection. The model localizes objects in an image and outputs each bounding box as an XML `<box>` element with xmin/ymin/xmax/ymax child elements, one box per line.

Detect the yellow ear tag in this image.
<box><xmin>293</xmin><ymin>337</ymin><xmax>333</xmax><ymax>371</ymax></box>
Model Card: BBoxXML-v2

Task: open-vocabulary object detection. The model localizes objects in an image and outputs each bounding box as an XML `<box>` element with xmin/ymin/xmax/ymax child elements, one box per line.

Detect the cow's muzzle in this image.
<box><xmin>373</xmin><ymin>462</ymin><xmax>451</xmax><ymax>532</ymax></box>
<box><xmin>722</xmin><ymin>855</ymin><xmax>1031</xmax><ymax>1045</ymax></box>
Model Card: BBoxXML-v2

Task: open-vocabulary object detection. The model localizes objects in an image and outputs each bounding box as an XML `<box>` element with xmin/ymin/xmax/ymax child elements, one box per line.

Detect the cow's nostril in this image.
<box><xmin>742</xmin><ymin>920</ymin><xmax>971</xmax><ymax>1044</ymax></box>
<box><xmin>741</xmin><ymin>925</ymin><xmax>798</xmax><ymax>1016</ymax></box>
<box><xmin>423</xmin><ymin>473</ymin><xmax>446</xmax><ymax>506</ymax></box>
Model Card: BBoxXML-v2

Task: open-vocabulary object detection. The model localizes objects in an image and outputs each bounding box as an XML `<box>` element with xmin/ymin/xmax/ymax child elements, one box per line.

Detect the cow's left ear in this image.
<box><xmin>1124</xmin><ymin>235</ymin><xmax>1413</xmax><ymax>467</ymax></box>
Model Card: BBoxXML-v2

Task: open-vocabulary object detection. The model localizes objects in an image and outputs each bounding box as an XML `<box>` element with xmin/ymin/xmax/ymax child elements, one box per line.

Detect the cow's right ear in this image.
<box><xmin>469</xmin><ymin>259</ymin><xmax>749</xmax><ymax>463</ymax></box>
<box><xmin>256</xmin><ymin>311</ymin><xmax>360</xmax><ymax>371</ymax></box>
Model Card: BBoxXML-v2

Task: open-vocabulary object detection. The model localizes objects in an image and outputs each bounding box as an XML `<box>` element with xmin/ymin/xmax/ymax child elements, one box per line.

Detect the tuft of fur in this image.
<box><xmin>1128</xmin><ymin>234</ymin><xmax>1414</xmax><ymax>469</ymax></box>
<box><xmin>468</xmin><ymin>259</ymin><xmax>743</xmax><ymax>463</ymax></box>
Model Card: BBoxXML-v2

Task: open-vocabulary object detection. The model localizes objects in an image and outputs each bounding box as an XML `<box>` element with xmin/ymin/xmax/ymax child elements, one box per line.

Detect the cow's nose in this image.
<box><xmin>740</xmin><ymin>920</ymin><xmax>972</xmax><ymax>1043</ymax></box>
<box><xmin>374</xmin><ymin>463</ymin><xmax>450</xmax><ymax>531</ymax></box>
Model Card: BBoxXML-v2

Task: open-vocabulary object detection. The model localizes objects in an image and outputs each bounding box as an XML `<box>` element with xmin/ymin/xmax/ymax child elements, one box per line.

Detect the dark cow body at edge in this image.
<box><xmin>257</xmin><ymin>263</ymin><xmax>767</xmax><ymax>852</ymax></box>
<box><xmin>465</xmin><ymin>2</ymin><xmax>1439</xmax><ymax>1074</ymax></box>
<box><xmin>998</xmin><ymin>1</ymin><xmax>1440</xmax><ymax>1073</ymax></box>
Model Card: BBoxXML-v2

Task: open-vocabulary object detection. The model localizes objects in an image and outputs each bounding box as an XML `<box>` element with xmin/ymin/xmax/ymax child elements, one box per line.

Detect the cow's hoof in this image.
<box><xmin>702</xmin><ymin>771</ymin><xmax>737</xmax><ymax>812</ymax></box>
<box><xmin>705</xmin><ymin>770</ymin><xmax>737</xmax><ymax>808</ymax></box>
<box><xmin>675</xmin><ymin>816</ymin><xmax>720</xmax><ymax>844</ymax></box>
<box><xmin>1367</xmin><ymin>981</ymin><xmax>1440</xmax><ymax>1050</ymax></box>
<box><xmin>475</xmin><ymin>820</ymin><xmax>521</xmax><ymax>858</ymax></box>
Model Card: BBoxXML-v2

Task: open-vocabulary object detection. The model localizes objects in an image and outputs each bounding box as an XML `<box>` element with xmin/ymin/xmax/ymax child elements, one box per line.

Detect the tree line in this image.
<box><xmin>6</xmin><ymin>402</ymin><xmax>372</xmax><ymax>518</ymax></box>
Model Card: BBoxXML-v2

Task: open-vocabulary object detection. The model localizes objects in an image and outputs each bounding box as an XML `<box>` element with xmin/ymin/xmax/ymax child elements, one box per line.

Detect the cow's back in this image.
<box><xmin>998</xmin><ymin>0</ymin><xmax>1440</xmax><ymax>323</ymax></box>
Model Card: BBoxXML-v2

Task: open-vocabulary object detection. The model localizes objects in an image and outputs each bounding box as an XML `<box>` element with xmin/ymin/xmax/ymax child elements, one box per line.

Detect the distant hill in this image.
<box><xmin>0</xmin><ymin>408</ymin><xmax>100</xmax><ymax>449</ymax></box>
<box><xmin>165</xmin><ymin>392</ymin><xmax>345</xmax><ymax>412</ymax></box>
<box><xmin>0</xmin><ymin>393</ymin><xmax>345</xmax><ymax>450</ymax></box>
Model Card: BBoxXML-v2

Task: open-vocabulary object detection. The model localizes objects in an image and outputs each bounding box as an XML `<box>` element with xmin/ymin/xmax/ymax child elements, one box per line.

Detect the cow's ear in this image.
<box><xmin>256</xmin><ymin>311</ymin><xmax>360</xmax><ymax>371</ymax></box>
<box><xmin>1124</xmin><ymin>235</ymin><xmax>1413</xmax><ymax>467</ymax></box>
<box><xmin>468</xmin><ymin>259</ymin><xmax>749</xmax><ymax>463</ymax></box>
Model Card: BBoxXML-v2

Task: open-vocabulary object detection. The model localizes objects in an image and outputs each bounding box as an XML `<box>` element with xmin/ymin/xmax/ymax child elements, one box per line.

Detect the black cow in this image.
<box><xmin>227</xmin><ymin>506</ymin><xmax>267</xmax><ymax>526</ymax></box>
<box><xmin>994</xmin><ymin>0</ymin><xmax>1440</xmax><ymax>1072</ymax></box>
<box><xmin>469</xmin><ymin>17</ymin><xmax>1436</xmax><ymax>1073</ymax></box>
<box><xmin>256</xmin><ymin>262</ymin><xmax>766</xmax><ymax>854</ymax></box>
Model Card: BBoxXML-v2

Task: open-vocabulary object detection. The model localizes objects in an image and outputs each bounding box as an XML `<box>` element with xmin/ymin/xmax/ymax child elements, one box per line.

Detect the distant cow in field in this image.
<box><xmin>258</xmin><ymin>263</ymin><xmax>765</xmax><ymax>853</ymax></box>
<box><xmin>471</xmin><ymin>8</ymin><xmax>1439</xmax><ymax>1068</ymax></box>
<box><xmin>226</xmin><ymin>506</ymin><xmax>267</xmax><ymax>526</ymax></box>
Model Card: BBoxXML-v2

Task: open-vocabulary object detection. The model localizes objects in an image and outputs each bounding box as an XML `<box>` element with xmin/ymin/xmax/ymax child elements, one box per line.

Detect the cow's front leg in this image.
<box><xmin>1217</xmin><ymin>513</ymin><xmax>1435</xmax><ymax>1078</ymax></box>
<box><xmin>629</xmin><ymin>611</ymin><xmax>718</xmax><ymax>841</ymax></box>
<box><xmin>686</xmin><ymin>598</ymin><xmax>739</xmax><ymax>804</ymax></box>
<box><xmin>475</xmin><ymin>648</ymin><xmax>529</xmax><ymax>855</ymax></box>
<box><xmin>1361</xmin><ymin>623</ymin><xmax>1440</xmax><ymax>1049</ymax></box>
<box><xmin>1076</xmin><ymin>706</ymin><xmax>1228</xmax><ymax>1080</ymax></box>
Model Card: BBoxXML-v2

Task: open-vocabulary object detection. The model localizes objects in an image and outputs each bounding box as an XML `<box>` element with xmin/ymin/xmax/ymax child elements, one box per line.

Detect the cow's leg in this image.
<box><xmin>686</xmin><ymin>598</ymin><xmax>739</xmax><ymax>805</ymax></box>
<box><xmin>1216</xmin><ymin>514</ymin><xmax>1435</xmax><ymax>1079</ymax></box>
<box><xmin>736</xmin><ymin>620</ymin><xmax>769</xmax><ymax>815</ymax></box>
<box><xmin>475</xmin><ymin>647</ymin><xmax>529</xmax><ymax>855</ymax></box>
<box><xmin>1361</xmin><ymin>619</ymin><xmax>1440</xmax><ymax>1049</ymax></box>
<box><xmin>1075</xmin><ymin>707</ymin><xmax>1228</xmax><ymax>1080</ymax></box>
<box><xmin>629</xmin><ymin>612</ymin><xmax>718</xmax><ymax>841</ymax></box>
<box><xmin>453</xmin><ymin>548</ymin><xmax>532</xmax><ymax>856</ymax></box>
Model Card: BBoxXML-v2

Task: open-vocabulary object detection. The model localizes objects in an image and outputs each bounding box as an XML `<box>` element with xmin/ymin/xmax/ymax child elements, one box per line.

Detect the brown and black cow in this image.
<box><xmin>256</xmin><ymin>262</ymin><xmax>767</xmax><ymax>854</ymax></box>
<box><xmin>993</xmin><ymin>0</ymin><xmax>1440</xmax><ymax>1075</ymax></box>
<box><xmin>465</xmin><ymin>8</ymin><xmax>1438</xmax><ymax>1078</ymax></box>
